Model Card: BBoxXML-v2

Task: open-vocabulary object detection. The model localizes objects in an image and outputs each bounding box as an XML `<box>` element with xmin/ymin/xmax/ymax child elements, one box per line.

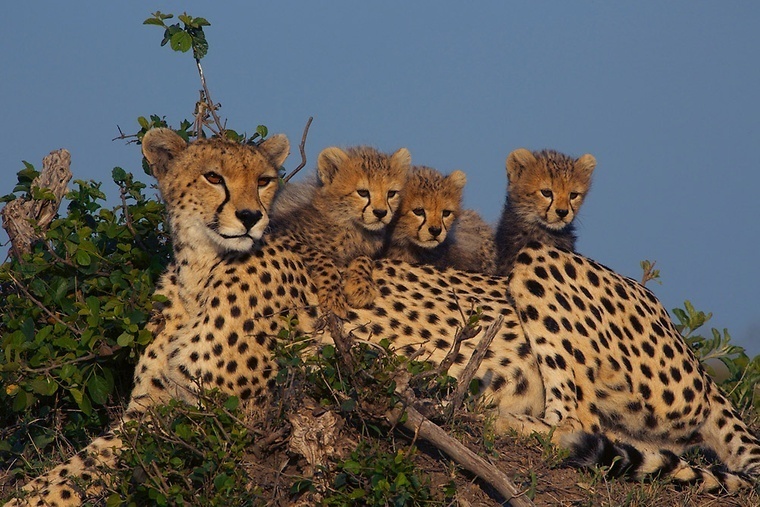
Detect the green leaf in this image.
<box><xmin>256</xmin><ymin>125</ymin><xmax>268</xmax><ymax>139</ymax></box>
<box><xmin>340</xmin><ymin>398</ymin><xmax>356</xmax><ymax>412</ymax></box>
<box><xmin>71</xmin><ymin>388</ymin><xmax>92</xmax><ymax>416</ymax></box>
<box><xmin>75</xmin><ymin>249</ymin><xmax>91</xmax><ymax>266</ymax></box>
<box><xmin>342</xmin><ymin>460</ymin><xmax>361</xmax><ymax>474</ymax></box>
<box><xmin>30</xmin><ymin>377</ymin><xmax>58</xmax><ymax>396</ymax></box>
<box><xmin>117</xmin><ymin>332</ymin><xmax>134</xmax><ymax>347</ymax></box>
<box><xmin>223</xmin><ymin>396</ymin><xmax>239</xmax><ymax>411</ymax></box>
<box><xmin>87</xmin><ymin>374</ymin><xmax>110</xmax><ymax>405</ymax></box>
<box><xmin>112</xmin><ymin>167</ymin><xmax>127</xmax><ymax>183</ymax></box>
<box><xmin>143</xmin><ymin>18</ymin><xmax>166</xmax><ymax>27</ymax></box>
<box><xmin>170</xmin><ymin>31</ymin><xmax>192</xmax><ymax>52</ymax></box>
<box><xmin>214</xmin><ymin>473</ymin><xmax>230</xmax><ymax>491</ymax></box>
<box><xmin>191</xmin><ymin>30</ymin><xmax>209</xmax><ymax>60</ymax></box>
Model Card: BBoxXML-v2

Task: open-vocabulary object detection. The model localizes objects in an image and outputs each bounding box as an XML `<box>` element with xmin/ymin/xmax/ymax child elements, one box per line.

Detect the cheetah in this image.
<box><xmin>495</xmin><ymin>148</ymin><xmax>596</xmax><ymax>275</ymax></box>
<box><xmin>9</xmin><ymin>134</ymin><xmax>760</xmax><ymax>505</ymax></box>
<box><xmin>383</xmin><ymin>165</ymin><xmax>496</xmax><ymax>274</ymax></box>
<box><xmin>269</xmin><ymin>145</ymin><xmax>410</xmax><ymax>316</ymax></box>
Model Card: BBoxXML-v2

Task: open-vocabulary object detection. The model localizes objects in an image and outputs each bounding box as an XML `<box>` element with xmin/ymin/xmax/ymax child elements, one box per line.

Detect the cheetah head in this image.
<box><xmin>393</xmin><ymin>166</ymin><xmax>466</xmax><ymax>248</ymax></box>
<box><xmin>506</xmin><ymin>148</ymin><xmax>596</xmax><ymax>231</ymax></box>
<box><xmin>316</xmin><ymin>146</ymin><xmax>410</xmax><ymax>232</ymax></box>
<box><xmin>142</xmin><ymin>128</ymin><xmax>290</xmax><ymax>253</ymax></box>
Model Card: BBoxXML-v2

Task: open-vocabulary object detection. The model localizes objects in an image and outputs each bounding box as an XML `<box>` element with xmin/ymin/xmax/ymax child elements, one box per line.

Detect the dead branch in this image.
<box><xmin>435</xmin><ymin>320</ymin><xmax>481</xmax><ymax>377</ymax></box>
<box><xmin>284</xmin><ymin>116</ymin><xmax>314</xmax><ymax>183</ymax></box>
<box><xmin>195</xmin><ymin>59</ymin><xmax>225</xmax><ymax>135</ymax></box>
<box><xmin>445</xmin><ymin>316</ymin><xmax>503</xmax><ymax>419</ymax></box>
<box><xmin>327</xmin><ymin>315</ymin><xmax>533</xmax><ymax>506</ymax></box>
<box><xmin>388</xmin><ymin>402</ymin><xmax>534</xmax><ymax>507</ymax></box>
<box><xmin>2</xmin><ymin>149</ymin><xmax>72</xmax><ymax>259</ymax></box>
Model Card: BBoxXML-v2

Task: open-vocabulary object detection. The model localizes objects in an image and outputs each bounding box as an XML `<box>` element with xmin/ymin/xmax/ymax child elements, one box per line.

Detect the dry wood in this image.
<box><xmin>445</xmin><ymin>316</ymin><xmax>503</xmax><ymax>419</ymax></box>
<box><xmin>284</xmin><ymin>116</ymin><xmax>314</xmax><ymax>183</ymax></box>
<box><xmin>1</xmin><ymin>149</ymin><xmax>72</xmax><ymax>259</ymax></box>
<box><xmin>327</xmin><ymin>313</ymin><xmax>534</xmax><ymax>506</ymax></box>
<box><xmin>388</xmin><ymin>402</ymin><xmax>535</xmax><ymax>507</ymax></box>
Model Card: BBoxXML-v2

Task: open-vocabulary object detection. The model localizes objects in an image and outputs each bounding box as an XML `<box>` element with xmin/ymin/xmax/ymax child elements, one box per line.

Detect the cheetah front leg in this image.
<box><xmin>299</xmin><ymin>246</ymin><xmax>350</xmax><ymax>318</ymax></box>
<box><xmin>343</xmin><ymin>255</ymin><xmax>379</xmax><ymax>309</ymax></box>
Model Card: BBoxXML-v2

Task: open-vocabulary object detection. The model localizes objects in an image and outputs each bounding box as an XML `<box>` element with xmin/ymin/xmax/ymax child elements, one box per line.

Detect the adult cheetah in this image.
<box><xmin>7</xmin><ymin>131</ymin><xmax>758</xmax><ymax>505</ymax></box>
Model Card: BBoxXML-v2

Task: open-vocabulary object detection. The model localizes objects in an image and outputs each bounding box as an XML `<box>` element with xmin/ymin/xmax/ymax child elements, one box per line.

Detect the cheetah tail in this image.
<box><xmin>563</xmin><ymin>432</ymin><xmax>752</xmax><ymax>493</ymax></box>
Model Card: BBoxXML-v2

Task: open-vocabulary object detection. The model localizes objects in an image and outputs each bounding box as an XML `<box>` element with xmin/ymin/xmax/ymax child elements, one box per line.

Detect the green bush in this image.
<box><xmin>108</xmin><ymin>392</ymin><xmax>259</xmax><ymax>507</ymax></box>
<box><xmin>0</xmin><ymin>165</ymin><xmax>171</xmax><ymax>475</ymax></box>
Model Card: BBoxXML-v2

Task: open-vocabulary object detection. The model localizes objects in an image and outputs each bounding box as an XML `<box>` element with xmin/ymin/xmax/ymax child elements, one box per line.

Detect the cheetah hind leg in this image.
<box><xmin>343</xmin><ymin>256</ymin><xmax>379</xmax><ymax>309</ymax></box>
<box><xmin>6</xmin><ymin>432</ymin><xmax>123</xmax><ymax>507</ymax></box>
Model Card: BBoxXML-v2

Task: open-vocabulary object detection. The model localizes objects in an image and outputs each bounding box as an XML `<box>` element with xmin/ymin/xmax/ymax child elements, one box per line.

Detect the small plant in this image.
<box><xmin>639</xmin><ymin>260</ymin><xmax>661</xmax><ymax>286</ymax></box>
<box><xmin>672</xmin><ymin>299</ymin><xmax>760</xmax><ymax>413</ymax></box>
<box><xmin>108</xmin><ymin>391</ymin><xmax>259</xmax><ymax>506</ymax></box>
<box><xmin>640</xmin><ymin>262</ymin><xmax>760</xmax><ymax>417</ymax></box>
<box><xmin>324</xmin><ymin>441</ymin><xmax>436</xmax><ymax>506</ymax></box>
<box><xmin>142</xmin><ymin>11</ymin><xmax>267</xmax><ymax>143</ymax></box>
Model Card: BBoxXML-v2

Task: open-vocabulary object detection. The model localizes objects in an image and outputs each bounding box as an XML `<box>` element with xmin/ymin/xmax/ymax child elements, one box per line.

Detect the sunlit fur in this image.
<box><xmin>389</xmin><ymin>166</ymin><xmax>465</xmax><ymax>249</ymax></box>
<box><xmin>495</xmin><ymin>148</ymin><xmax>596</xmax><ymax>275</ymax></box>
<box><xmin>272</xmin><ymin>146</ymin><xmax>410</xmax><ymax>265</ymax></box>
<box><xmin>142</xmin><ymin>128</ymin><xmax>289</xmax><ymax>256</ymax></box>
<box><xmin>269</xmin><ymin>145</ymin><xmax>410</xmax><ymax>316</ymax></box>
<box><xmin>383</xmin><ymin>166</ymin><xmax>496</xmax><ymax>273</ymax></box>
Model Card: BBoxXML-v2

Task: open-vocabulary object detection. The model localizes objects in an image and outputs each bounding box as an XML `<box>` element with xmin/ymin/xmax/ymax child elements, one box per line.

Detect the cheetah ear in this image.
<box><xmin>141</xmin><ymin>128</ymin><xmax>188</xmax><ymax>180</ymax></box>
<box><xmin>317</xmin><ymin>147</ymin><xmax>349</xmax><ymax>184</ymax></box>
<box><xmin>447</xmin><ymin>170</ymin><xmax>467</xmax><ymax>191</ymax></box>
<box><xmin>259</xmin><ymin>134</ymin><xmax>290</xmax><ymax>168</ymax></box>
<box><xmin>575</xmin><ymin>154</ymin><xmax>597</xmax><ymax>178</ymax></box>
<box><xmin>506</xmin><ymin>148</ymin><xmax>536</xmax><ymax>183</ymax></box>
<box><xmin>390</xmin><ymin>147</ymin><xmax>412</xmax><ymax>178</ymax></box>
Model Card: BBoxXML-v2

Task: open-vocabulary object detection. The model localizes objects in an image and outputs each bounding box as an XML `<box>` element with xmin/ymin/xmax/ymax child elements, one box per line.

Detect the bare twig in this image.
<box><xmin>284</xmin><ymin>116</ymin><xmax>314</xmax><ymax>183</ymax></box>
<box><xmin>250</xmin><ymin>425</ymin><xmax>290</xmax><ymax>459</ymax></box>
<box><xmin>112</xmin><ymin>125</ymin><xmax>139</xmax><ymax>143</ymax></box>
<box><xmin>195</xmin><ymin>59</ymin><xmax>225</xmax><ymax>134</ymax></box>
<box><xmin>435</xmin><ymin>321</ymin><xmax>481</xmax><ymax>377</ymax></box>
<box><xmin>445</xmin><ymin>316</ymin><xmax>503</xmax><ymax>419</ymax></box>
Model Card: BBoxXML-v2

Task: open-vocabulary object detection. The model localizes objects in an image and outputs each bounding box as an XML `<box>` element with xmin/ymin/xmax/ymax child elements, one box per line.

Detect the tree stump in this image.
<box><xmin>1</xmin><ymin>149</ymin><xmax>72</xmax><ymax>259</ymax></box>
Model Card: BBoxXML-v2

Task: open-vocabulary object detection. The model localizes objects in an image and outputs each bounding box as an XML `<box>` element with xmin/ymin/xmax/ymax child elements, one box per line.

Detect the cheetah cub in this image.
<box><xmin>495</xmin><ymin>148</ymin><xmax>596</xmax><ymax>275</ymax></box>
<box><xmin>383</xmin><ymin>166</ymin><xmax>496</xmax><ymax>273</ymax></box>
<box><xmin>270</xmin><ymin>146</ymin><xmax>410</xmax><ymax>317</ymax></box>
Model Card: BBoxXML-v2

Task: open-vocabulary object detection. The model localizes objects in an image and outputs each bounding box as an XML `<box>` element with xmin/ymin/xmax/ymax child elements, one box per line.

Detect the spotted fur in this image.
<box><xmin>495</xmin><ymin>149</ymin><xmax>596</xmax><ymax>275</ymax></box>
<box><xmin>9</xmin><ymin>139</ymin><xmax>758</xmax><ymax>506</ymax></box>
<box><xmin>383</xmin><ymin>165</ymin><xmax>496</xmax><ymax>273</ymax></box>
<box><xmin>269</xmin><ymin>146</ymin><xmax>410</xmax><ymax>316</ymax></box>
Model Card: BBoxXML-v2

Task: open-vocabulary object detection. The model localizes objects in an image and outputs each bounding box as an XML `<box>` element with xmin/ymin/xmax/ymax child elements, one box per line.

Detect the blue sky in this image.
<box><xmin>2</xmin><ymin>2</ymin><xmax>758</xmax><ymax>354</ymax></box>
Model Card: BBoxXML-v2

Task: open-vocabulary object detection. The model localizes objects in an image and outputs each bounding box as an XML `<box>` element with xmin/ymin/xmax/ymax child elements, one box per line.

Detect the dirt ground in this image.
<box><xmin>243</xmin><ymin>408</ymin><xmax>760</xmax><ymax>507</ymax></box>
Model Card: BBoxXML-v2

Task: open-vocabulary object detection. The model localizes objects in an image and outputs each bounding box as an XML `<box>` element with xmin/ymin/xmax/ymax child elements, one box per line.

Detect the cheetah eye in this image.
<box><xmin>442</xmin><ymin>210</ymin><xmax>452</xmax><ymax>218</ymax></box>
<box><xmin>569</xmin><ymin>192</ymin><xmax>580</xmax><ymax>200</ymax></box>
<box><xmin>540</xmin><ymin>189</ymin><xmax>553</xmax><ymax>198</ymax></box>
<box><xmin>412</xmin><ymin>208</ymin><xmax>425</xmax><ymax>217</ymax></box>
<box><xmin>357</xmin><ymin>189</ymin><xmax>370</xmax><ymax>198</ymax></box>
<box><xmin>387</xmin><ymin>190</ymin><xmax>398</xmax><ymax>199</ymax></box>
<box><xmin>258</xmin><ymin>176</ymin><xmax>274</xmax><ymax>187</ymax></box>
<box><xmin>204</xmin><ymin>172</ymin><xmax>224</xmax><ymax>185</ymax></box>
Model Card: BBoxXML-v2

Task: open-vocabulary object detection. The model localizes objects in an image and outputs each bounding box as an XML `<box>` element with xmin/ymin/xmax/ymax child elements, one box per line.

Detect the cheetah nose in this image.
<box><xmin>373</xmin><ymin>209</ymin><xmax>388</xmax><ymax>219</ymax></box>
<box><xmin>236</xmin><ymin>209</ymin><xmax>263</xmax><ymax>230</ymax></box>
<box><xmin>428</xmin><ymin>226</ymin><xmax>442</xmax><ymax>237</ymax></box>
<box><xmin>556</xmin><ymin>209</ymin><xmax>569</xmax><ymax>218</ymax></box>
